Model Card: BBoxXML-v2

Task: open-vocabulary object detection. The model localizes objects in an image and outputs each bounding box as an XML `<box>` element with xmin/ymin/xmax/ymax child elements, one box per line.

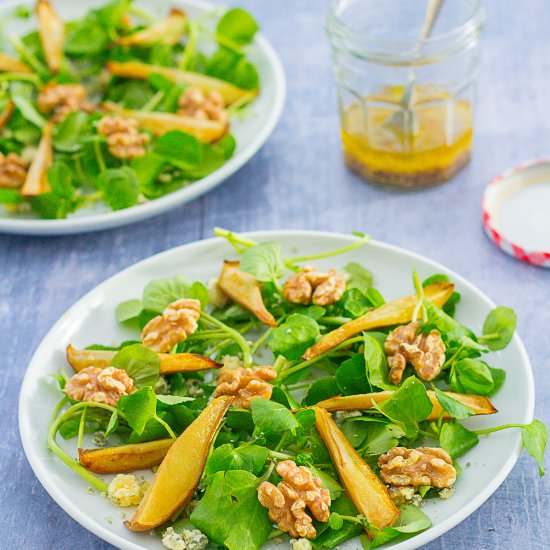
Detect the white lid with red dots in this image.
<box><xmin>482</xmin><ymin>158</ymin><xmax>550</xmax><ymax>268</ymax></box>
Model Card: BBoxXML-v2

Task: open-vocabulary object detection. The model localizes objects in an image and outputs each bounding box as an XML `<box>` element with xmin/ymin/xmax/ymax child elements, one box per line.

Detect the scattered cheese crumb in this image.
<box><xmin>107</xmin><ymin>474</ymin><xmax>143</xmax><ymax>507</ymax></box>
<box><xmin>86</xmin><ymin>487</ymin><xmax>95</xmax><ymax>495</ymax></box>
<box><xmin>290</xmin><ymin>538</ymin><xmax>312</xmax><ymax>550</ymax></box>
<box><xmin>154</xmin><ymin>375</ymin><xmax>171</xmax><ymax>395</ymax></box>
<box><xmin>93</xmin><ymin>431</ymin><xmax>108</xmax><ymax>447</ymax></box>
<box><xmin>161</xmin><ymin>527</ymin><xmax>209</xmax><ymax>550</ymax></box>
<box><xmin>221</xmin><ymin>355</ymin><xmax>243</xmax><ymax>370</ymax></box>
<box><xmin>439</xmin><ymin>486</ymin><xmax>455</xmax><ymax>499</ymax></box>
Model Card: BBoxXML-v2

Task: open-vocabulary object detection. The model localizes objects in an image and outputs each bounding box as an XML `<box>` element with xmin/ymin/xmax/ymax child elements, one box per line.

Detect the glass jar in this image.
<box><xmin>326</xmin><ymin>0</ymin><xmax>484</xmax><ymax>189</ymax></box>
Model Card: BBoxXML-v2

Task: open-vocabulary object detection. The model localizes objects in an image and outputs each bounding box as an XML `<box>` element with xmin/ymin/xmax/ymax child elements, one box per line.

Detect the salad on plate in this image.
<box><xmin>0</xmin><ymin>0</ymin><xmax>260</xmax><ymax>219</ymax></box>
<box><xmin>46</xmin><ymin>228</ymin><xmax>547</xmax><ymax>550</ymax></box>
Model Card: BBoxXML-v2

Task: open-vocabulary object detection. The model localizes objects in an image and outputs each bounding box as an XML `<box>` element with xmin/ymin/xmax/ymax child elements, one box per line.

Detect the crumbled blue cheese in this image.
<box><xmin>93</xmin><ymin>431</ymin><xmax>108</xmax><ymax>447</ymax></box>
<box><xmin>161</xmin><ymin>527</ymin><xmax>209</xmax><ymax>550</ymax></box>
<box><xmin>333</xmin><ymin>410</ymin><xmax>363</xmax><ymax>425</ymax></box>
<box><xmin>290</xmin><ymin>539</ymin><xmax>312</xmax><ymax>550</ymax></box>
<box><xmin>154</xmin><ymin>375</ymin><xmax>171</xmax><ymax>395</ymax></box>
<box><xmin>439</xmin><ymin>485</ymin><xmax>455</xmax><ymax>499</ymax></box>
<box><xmin>221</xmin><ymin>355</ymin><xmax>243</xmax><ymax>370</ymax></box>
<box><xmin>107</xmin><ymin>474</ymin><xmax>143</xmax><ymax>507</ymax></box>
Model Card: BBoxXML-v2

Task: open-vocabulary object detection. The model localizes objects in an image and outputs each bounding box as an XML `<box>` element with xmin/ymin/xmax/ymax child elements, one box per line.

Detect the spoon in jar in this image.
<box><xmin>383</xmin><ymin>0</ymin><xmax>444</xmax><ymax>135</ymax></box>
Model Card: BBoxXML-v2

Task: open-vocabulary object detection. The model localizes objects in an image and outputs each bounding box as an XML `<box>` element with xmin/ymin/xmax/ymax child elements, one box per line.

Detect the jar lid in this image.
<box><xmin>482</xmin><ymin>158</ymin><xmax>550</xmax><ymax>268</ymax></box>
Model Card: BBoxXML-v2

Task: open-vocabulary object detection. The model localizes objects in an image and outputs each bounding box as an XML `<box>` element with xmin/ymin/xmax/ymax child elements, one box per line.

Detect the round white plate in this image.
<box><xmin>19</xmin><ymin>231</ymin><xmax>534</xmax><ymax>549</ymax></box>
<box><xmin>0</xmin><ymin>0</ymin><xmax>286</xmax><ymax>235</ymax></box>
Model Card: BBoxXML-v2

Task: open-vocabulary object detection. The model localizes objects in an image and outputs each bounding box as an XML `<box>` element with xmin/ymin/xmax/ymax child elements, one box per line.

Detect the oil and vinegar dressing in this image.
<box><xmin>341</xmin><ymin>86</ymin><xmax>473</xmax><ymax>188</ymax></box>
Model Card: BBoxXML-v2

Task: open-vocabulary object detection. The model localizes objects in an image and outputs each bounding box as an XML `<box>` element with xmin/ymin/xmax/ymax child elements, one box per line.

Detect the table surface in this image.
<box><xmin>1</xmin><ymin>1</ymin><xmax>549</xmax><ymax>549</ymax></box>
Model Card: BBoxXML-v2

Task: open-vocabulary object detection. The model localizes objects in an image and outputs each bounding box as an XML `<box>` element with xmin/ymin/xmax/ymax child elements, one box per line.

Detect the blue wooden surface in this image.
<box><xmin>1</xmin><ymin>0</ymin><xmax>549</xmax><ymax>548</ymax></box>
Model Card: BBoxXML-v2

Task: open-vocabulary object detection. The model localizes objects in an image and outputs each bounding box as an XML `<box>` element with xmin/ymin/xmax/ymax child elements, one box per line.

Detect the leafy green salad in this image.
<box><xmin>0</xmin><ymin>1</ymin><xmax>260</xmax><ymax>219</ymax></box>
<box><xmin>47</xmin><ymin>228</ymin><xmax>547</xmax><ymax>550</ymax></box>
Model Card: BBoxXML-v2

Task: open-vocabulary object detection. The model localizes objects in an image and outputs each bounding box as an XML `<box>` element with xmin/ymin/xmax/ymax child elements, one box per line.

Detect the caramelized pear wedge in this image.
<box><xmin>36</xmin><ymin>0</ymin><xmax>65</xmax><ymax>73</ymax></box>
<box><xmin>125</xmin><ymin>396</ymin><xmax>233</xmax><ymax>531</ymax></box>
<box><xmin>106</xmin><ymin>61</ymin><xmax>257</xmax><ymax>105</ymax></box>
<box><xmin>316</xmin><ymin>390</ymin><xmax>497</xmax><ymax>421</ymax></box>
<box><xmin>79</xmin><ymin>439</ymin><xmax>173</xmax><ymax>474</ymax></box>
<box><xmin>117</xmin><ymin>9</ymin><xmax>187</xmax><ymax>46</ymax></box>
<box><xmin>314</xmin><ymin>407</ymin><xmax>399</xmax><ymax>531</ymax></box>
<box><xmin>102</xmin><ymin>101</ymin><xmax>227</xmax><ymax>143</ymax></box>
<box><xmin>66</xmin><ymin>344</ymin><xmax>221</xmax><ymax>374</ymax></box>
<box><xmin>218</xmin><ymin>260</ymin><xmax>277</xmax><ymax>327</ymax></box>
<box><xmin>0</xmin><ymin>53</ymin><xmax>32</xmax><ymax>73</ymax></box>
<box><xmin>21</xmin><ymin>121</ymin><xmax>52</xmax><ymax>197</ymax></box>
<box><xmin>302</xmin><ymin>281</ymin><xmax>454</xmax><ymax>360</ymax></box>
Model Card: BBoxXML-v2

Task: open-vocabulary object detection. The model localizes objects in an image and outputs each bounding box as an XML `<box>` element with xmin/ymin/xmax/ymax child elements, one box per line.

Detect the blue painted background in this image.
<box><xmin>0</xmin><ymin>0</ymin><xmax>548</xmax><ymax>548</ymax></box>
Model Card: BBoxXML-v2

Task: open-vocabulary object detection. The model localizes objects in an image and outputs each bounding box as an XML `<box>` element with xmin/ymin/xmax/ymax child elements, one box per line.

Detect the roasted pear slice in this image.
<box><xmin>316</xmin><ymin>390</ymin><xmax>497</xmax><ymax>421</ymax></box>
<box><xmin>21</xmin><ymin>121</ymin><xmax>52</xmax><ymax>197</ymax></box>
<box><xmin>125</xmin><ymin>396</ymin><xmax>232</xmax><ymax>531</ymax></box>
<box><xmin>79</xmin><ymin>439</ymin><xmax>173</xmax><ymax>474</ymax></box>
<box><xmin>106</xmin><ymin>61</ymin><xmax>257</xmax><ymax>105</ymax></box>
<box><xmin>66</xmin><ymin>344</ymin><xmax>221</xmax><ymax>374</ymax></box>
<box><xmin>102</xmin><ymin>101</ymin><xmax>227</xmax><ymax>143</ymax></box>
<box><xmin>314</xmin><ymin>407</ymin><xmax>399</xmax><ymax>531</ymax></box>
<box><xmin>302</xmin><ymin>281</ymin><xmax>454</xmax><ymax>360</ymax></box>
<box><xmin>218</xmin><ymin>260</ymin><xmax>277</xmax><ymax>327</ymax></box>
<box><xmin>36</xmin><ymin>0</ymin><xmax>65</xmax><ymax>74</ymax></box>
<box><xmin>117</xmin><ymin>9</ymin><xmax>187</xmax><ymax>46</ymax></box>
<box><xmin>0</xmin><ymin>53</ymin><xmax>32</xmax><ymax>73</ymax></box>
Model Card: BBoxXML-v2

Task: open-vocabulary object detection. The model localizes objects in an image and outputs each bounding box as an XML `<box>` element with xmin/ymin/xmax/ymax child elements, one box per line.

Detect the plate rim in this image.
<box><xmin>0</xmin><ymin>0</ymin><xmax>287</xmax><ymax>236</ymax></box>
<box><xmin>18</xmin><ymin>230</ymin><xmax>535</xmax><ymax>550</ymax></box>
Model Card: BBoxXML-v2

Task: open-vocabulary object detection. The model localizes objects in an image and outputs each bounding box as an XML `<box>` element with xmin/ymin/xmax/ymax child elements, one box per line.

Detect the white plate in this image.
<box><xmin>0</xmin><ymin>0</ymin><xmax>286</xmax><ymax>235</ymax></box>
<box><xmin>19</xmin><ymin>231</ymin><xmax>535</xmax><ymax>549</ymax></box>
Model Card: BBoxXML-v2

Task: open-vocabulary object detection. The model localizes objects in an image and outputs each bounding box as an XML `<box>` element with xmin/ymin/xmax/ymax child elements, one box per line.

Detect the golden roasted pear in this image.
<box><xmin>21</xmin><ymin>122</ymin><xmax>53</xmax><ymax>197</ymax></box>
<box><xmin>36</xmin><ymin>0</ymin><xmax>65</xmax><ymax>73</ymax></box>
<box><xmin>117</xmin><ymin>9</ymin><xmax>187</xmax><ymax>46</ymax></box>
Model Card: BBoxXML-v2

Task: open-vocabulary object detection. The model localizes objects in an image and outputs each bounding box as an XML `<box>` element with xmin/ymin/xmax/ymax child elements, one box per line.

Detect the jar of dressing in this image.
<box><xmin>326</xmin><ymin>0</ymin><xmax>484</xmax><ymax>189</ymax></box>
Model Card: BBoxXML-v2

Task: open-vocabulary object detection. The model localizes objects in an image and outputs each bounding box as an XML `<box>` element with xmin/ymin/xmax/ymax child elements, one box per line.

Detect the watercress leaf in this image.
<box><xmin>191</xmin><ymin>470</ymin><xmax>271</xmax><ymax>550</ymax></box>
<box><xmin>155</xmin><ymin>395</ymin><xmax>194</xmax><ymax>406</ymax></box>
<box><xmin>154</xmin><ymin>130</ymin><xmax>202</xmax><ymax>166</ymax></box>
<box><xmin>295</xmin><ymin>408</ymin><xmax>317</xmax><ymax>431</ymax></box>
<box><xmin>98</xmin><ymin>167</ymin><xmax>139</xmax><ymax>210</ymax></box>
<box><xmin>443</xmin><ymin>291</ymin><xmax>461</xmax><ymax>317</ymax></box>
<box><xmin>482</xmin><ymin>306</ymin><xmax>517</xmax><ymax>351</ymax></box>
<box><xmin>487</xmin><ymin>367</ymin><xmax>506</xmax><ymax>396</ymax></box>
<box><xmin>344</xmin><ymin>262</ymin><xmax>373</xmax><ymax>293</ymax></box>
<box><xmin>0</xmin><ymin>188</ymin><xmax>23</xmax><ymax>204</ymax></box>
<box><xmin>11</xmin><ymin>95</ymin><xmax>45</xmax><ymax>129</ymax></box>
<box><xmin>65</xmin><ymin>16</ymin><xmax>110</xmax><ymax>54</ymax></box>
<box><xmin>439</xmin><ymin>421</ymin><xmax>479</xmax><ymax>459</ymax></box>
<box><xmin>336</xmin><ymin>354</ymin><xmax>371</xmax><ymax>395</ymax></box>
<box><xmin>48</xmin><ymin>161</ymin><xmax>75</xmax><ymax>199</ymax></box>
<box><xmin>217</xmin><ymin>8</ymin><xmax>259</xmax><ymax>46</ymax></box>
<box><xmin>269</xmin><ymin>313</ymin><xmax>320</xmax><ymax>360</ymax></box>
<box><xmin>451</xmin><ymin>358</ymin><xmax>494</xmax><ymax>396</ymax></box>
<box><xmin>104</xmin><ymin>410</ymin><xmax>118</xmax><ymax>438</ymax></box>
<box><xmin>305</xmin><ymin>376</ymin><xmax>340</xmax><ymax>406</ymax></box>
<box><xmin>434</xmin><ymin>388</ymin><xmax>475</xmax><ymax>420</ymax></box>
<box><xmin>342</xmin><ymin>288</ymin><xmax>370</xmax><ymax>318</ymax></box>
<box><xmin>251</xmin><ymin>399</ymin><xmax>299</xmax><ymax>433</ymax></box>
<box><xmin>206</xmin><ymin>48</ymin><xmax>259</xmax><ymax>90</ymax></box>
<box><xmin>392</xmin><ymin>503</ymin><xmax>432</xmax><ymax>533</ymax></box>
<box><xmin>376</xmin><ymin>377</ymin><xmax>432</xmax><ymax>438</ymax></box>
<box><xmin>240</xmin><ymin>241</ymin><xmax>286</xmax><ymax>283</ymax></box>
<box><xmin>30</xmin><ymin>193</ymin><xmax>70</xmax><ymax>219</ymax></box>
<box><xmin>422</xmin><ymin>274</ymin><xmax>450</xmax><ymax>287</ymax></box>
<box><xmin>309</xmin><ymin>466</ymin><xmax>342</xmax><ymax>500</ymax></box>
<box><xmin>111</xmin><ymin>344</ymin><xmax>160</xmax><ymax>388</ymax></box>
<box><xmin>188</xmin><ymin>281</ymin><xmax>209</xmax><ymax>309</ymax></box>
<box><xmin>142</xmin><ymin>274</ymin><xmax>192</xmax><ymax>313</ymax></box>
<box><xmin>116</xmin><ymin>299</ymin><xmax>143</xmax><ymax>324</ymax></box>
<box><xmin>366</xmin><ymin>287</ymin><xmax>385</xmax><ymax>308</ymax></box>
<box><xmin>117</xmin><ymin>387</ymin><xmax>157</xmax><ymax>435</ymax></box>
<box><xmin>204</xmin><ymin>443</ymin><xmax>269</xmax><ymax>476</ymax></box>
<box><xmin>521</xmin><ymin>420</ymin><xmax>548</xmax><ymax>476</ymax></box>
<box><xmin>53</xmin><ymin>111</ymin><xmax>89</xmax><ymax>152</ymax></box>
<box><xmin>356</xmin><ymin>421</ymin><xmax>405</xmax><ymax>457</ymax></box>
<box><xmin>363</xmin><ymin>333</ymin><xmax>393</xmax><ymax>391</ymax></box>
<box><xmin>328</xmin><ymin>513</ymin><xmax>344</xmax><ymax>530</ymax></box>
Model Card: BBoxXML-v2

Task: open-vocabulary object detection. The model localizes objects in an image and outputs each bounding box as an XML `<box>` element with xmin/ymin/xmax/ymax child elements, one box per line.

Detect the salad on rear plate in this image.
<box><xmin>47</xmin><ymin>228</ymin><xmax>547</xmax><ymax>550</ymax></box>
<box><xmin>0</xmin><ymin>1</ymin><xmax>260</xmax><ymax>218</ymax></box>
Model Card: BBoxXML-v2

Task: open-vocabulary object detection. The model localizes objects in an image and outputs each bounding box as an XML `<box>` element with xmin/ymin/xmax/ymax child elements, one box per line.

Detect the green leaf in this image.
<box><xmin>328</xmin><ymin>513</ymin><xmax>344</xmax><ymax>530</ymax></box>
<box><xmin>305</xmin><ymin>376</ymin><xmax>340</xmax><ymax>406</ymax></box>
<box><xmin>111</xmin><ymin>344</ymin><xmax>160</xmax><ymax>388</ymax></box>
<box><xmin>422</xmin><ymin>274</ymin><xmax>450</xmax><ymax>287</ymax></box>
<box><xmin>48</xmin><ymin>162</ymin><xmax>75</xmax><ymax>199</ymax></box>
<box><xmin>65</xmin><ymin>17</ymin><xmax>110</xmax><ymax>54</ymax></box>
<box><xmin>268</xmin><ymin>313</ymin><xmax>320</xmax><ymax>360</ymax></box>
<box><xmin>344</xmin><ymin>262</ymin><xmax>373</xmax><ymax>294</ymax></box>
<box><xmin>204</xmin><ymin>443</ymin><xmax>269</xmax><ymax>477</ymax></box>
<box><xmin>376</xmin><ymin>377</ymin><xmax>432</xmax><ymax>438</ymax></box>
<box><xmin>98</xmin><ymin>167</ymin><xmax>139</xmax><ymax>211</ymax></box>
<box><xmin>434</xmin><ymin>388</ymin><xmax>475</xmax><ymax>420</ymax></box>
<box><xmin>217</xmin><ymin>8</ymin><xmax>259</xmax><ymax>45</ymax></box>
<box><xmin>309</xmin><ymin>466</ymin><xmax>342</xmax><ymax>500</ymax></box>
<box><xmin>355</xmin><ymin>420</ymin><xmax>405</xmax><ymax>457</ymax></box>
<box><xmin>117</xmin><ymin>387</ymin><xmax>157</xmax><ymax>435</ymax></box>
<box><xmin>363</xmin><ymin>333</ymin><xmax>393</xmax><ymax>391</ymax></box>
<box><xmin>116</xmin><ymin>299</ymin><xmax>143</xmax><ymax>324</ymax></box>
<box><xmin>250</xmin><ymin>399</ymin><xmax>299</xmax><ymax>433</ymax></box>
<box><xmin>154</xmin><ymin>130</ymin><xmax>202</xmax><ymax>166</ymax></box>
<box><xmin>53</xmin><ymin>111</ymin><xmax>89</xmax><ymax>152</ymax></box>
<box><xmin>30</xmin><ymin>193</ymin><xmax>71</xmax><ymax>219</ymax></box>
<box><xmin>392</xmin><ymin>504</ymin><xmax>432</xmax><ymax>533</ymax></box>
<box><xmin>207</xmin><ymin>48</ymin><xmax>259</xmax><ymax>90</ymax></box>
<box><xmin>191</xmin><ymin>470</ymin><xmax>271</xmax><ymax>550</ymax></box>
<box><xmin>0</xmin><ymin>188</ymin><xmax>23</xmax><ymax>204</ymax></box>
<box><xmin>521</xmin><ymin>420</ymin><xmax>548</xmax><ymax>476</ymax></box>
<box><xmin>142</xmin><ymin>275</ymin><xmax>192</xmax><ymax>313</ymax></box>
<box><xmin>155</xmin><ymin>395</ymin><xmax>194</xmax><ymax>405</ymax></box>
<box><xmin>440</xmin><ymin>421</ymin><xmax>479</xmax><ymax>459</ymax></box>
<box><xmin>487</xmin><ymin>367</ymin><xmax>506</xmax><ymax>396</ymax></box>
<box><xmin>11</xmin><ymin>95</ymin><xmax>45</xmax><ymax>129</ymax></box>
<box><xmin>240</xmin><ymin>241</ymin><xmax>286</xmax><ymax>283</ymax></box>
<box><xmin>342</xmin><ymin>288</ymin><xmax>370</xmax><ymax>318</ymax></box>
<box><xmin>481</xmin><ymin>306</ymin><xmax>517</xmax><ymax>351</ymax></box>
<box><xmin>104</xmin><ymin>410</ymin><xmax>118</xmax><ymax>438</ymax></box>
<box><xmin>188</xmin><ymin>281</ymin><xmax>209</xmax><ymax>309</ymax></box>
<box><xmin>450</xmin><ymin>358</ymin><xmax>494</xmax><ymax>396</ymax></box>
<box><xmin>336</xmin><ymin>354</ymin><xmax>370</xmax><ymax>395</ymax></box>
<box><xmin>366</xmin><ymin>287</ymin><xmax>385</xmax><ymax>308</ymax></box>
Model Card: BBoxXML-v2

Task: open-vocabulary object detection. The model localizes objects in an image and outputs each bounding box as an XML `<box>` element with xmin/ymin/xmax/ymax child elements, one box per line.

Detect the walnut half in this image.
<box><xmin>0</xmin><ymin>152</ymin><xmax>27</xmax><ymax>188</ymax></box>
<box><xmin>283</xmin><ymin>266</ymin><xmax>346</xmax><ymax>306</ymax></box>
<box><xmin>258</xmin><ymin>460</ymin><xmax>331</xmax><ymax>539</ymax></box>
<box><xmin>378</xmin><ymin>447</ymin><xmax>456</xmax><ymax>488</ymax></box>
<box><xmin>97</xmin><ymin>116</ymin><xmax>150</xmax><ymax>160</ymax></box>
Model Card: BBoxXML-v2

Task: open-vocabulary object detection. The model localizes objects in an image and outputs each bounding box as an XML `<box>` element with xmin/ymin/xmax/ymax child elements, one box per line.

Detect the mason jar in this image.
<box><xmin>326</xmin><ymin>0</ymin><xmax>484</xmax><ymax>189</ymax></box>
